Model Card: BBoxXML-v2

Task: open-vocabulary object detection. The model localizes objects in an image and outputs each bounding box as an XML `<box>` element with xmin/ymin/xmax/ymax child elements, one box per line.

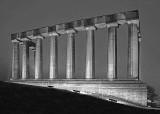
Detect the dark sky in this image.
<box><xmin>0</xmin><ymin>0</ymin><xmax>160</xmax><ymax>94</ymax></box>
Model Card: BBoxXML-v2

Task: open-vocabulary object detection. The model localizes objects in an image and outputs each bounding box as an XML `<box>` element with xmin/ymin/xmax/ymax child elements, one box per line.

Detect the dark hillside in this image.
<box><xmin>0</xmin><ymin>81</ymin><xmax>159</xmax><ymax>114</ymax></box>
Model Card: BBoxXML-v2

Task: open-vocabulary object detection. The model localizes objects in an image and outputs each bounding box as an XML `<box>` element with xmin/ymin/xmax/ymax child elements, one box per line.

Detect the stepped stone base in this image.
<box><xmin>9</xmin><ymin>79</ymin><xmax>147</xmax><ymax>106</ymax></box>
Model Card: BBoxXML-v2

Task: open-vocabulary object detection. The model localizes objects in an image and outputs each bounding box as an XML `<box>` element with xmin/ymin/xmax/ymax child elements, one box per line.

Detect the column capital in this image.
<box><xmin>19</xmin><ymin>32</ymin><xmax>32</xmax><ymax>41</ymax></box>
<box><xmin>11</xmin><ymin>33</ymin><xmax>22</xmax><ymax>43</ymax></box>
<box><xmin>48</xmin><ymin>26</ymin><xmax>59</xmax><ymax>36</ymax></box>
<box><xmin>11</xmin><ymin>40</ymin><xmax>21</xmax><ymax>43</ymax></box>
<box><xmin>66</xmin><ymin>30</ymin><xmax>77</xmax><ymax>34</ymax></box>
<box><xmin>127</xmin><ymin>20</ymin><xmax>141</xmax><ymax>40</ymax></box>
<box><xmin>32</xmin><ymin>28</ymin><xmax>45</xmax><ymax>39</ymax></box>
<box><xmin>48</xmin><ymin>33</ymin><xmax>60</xmax><ymax>37</ymax></box>
<box><xmin>107</xmin><ymin>23</ymin><xmax>119</xmax><ymax>28</ymax></box>
<box><xmin>29</xmin><ymin>41</ymin><xmax>36</xmax><ymax>51</ymax></box>
<box><xmin>127</xmin><ymin>19</ymin><xmax>139</xmax><ymax>25</ymax></box>
<box><xmin>67</xmin><ymin>31</ymin><xmax>76</xmax><ymax>37</ymax></box>
<box><xmin>19</xmin><ymin>41</ymin><xmax>24</xmax><ymax>45</ymax></box>
<box><xmin>34</xmin><ymin>36</ymin><xmax>44</xmax><ymax>39</ymax></box>
<box><xmin>85</xmin><ymin>26</ymin><xmax>97</xmax><ymax>31</ymax></box>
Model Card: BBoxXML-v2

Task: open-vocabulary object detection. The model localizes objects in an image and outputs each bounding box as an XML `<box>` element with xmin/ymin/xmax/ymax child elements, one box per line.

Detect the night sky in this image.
<box><xmin>0</xmin><ymin>0</ymin><xmax>160</xmax><ymax>94</ymax></box>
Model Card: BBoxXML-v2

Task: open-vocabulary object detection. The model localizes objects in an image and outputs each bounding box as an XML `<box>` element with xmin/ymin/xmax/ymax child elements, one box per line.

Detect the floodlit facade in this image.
<box><xmin>10</xmin><ymin>10</ymin><xmax>148</xmax><ymax>106</ymax></box>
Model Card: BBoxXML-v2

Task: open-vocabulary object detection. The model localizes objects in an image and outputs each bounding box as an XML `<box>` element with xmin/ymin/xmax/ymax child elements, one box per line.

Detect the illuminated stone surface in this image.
<box><xmin>10</xmin><ymin>10</ymin><xmax>148</xmax><ymax>107</ymax></box>
<box><xmin>10</xmin><ymin>79</ymin><xmax>147</xmax><ymax>106</ymax></box>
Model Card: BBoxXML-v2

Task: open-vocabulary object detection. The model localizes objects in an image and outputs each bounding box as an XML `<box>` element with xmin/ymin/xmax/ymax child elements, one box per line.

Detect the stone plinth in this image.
<box><xmin>9</xmin><ymin>79</ymin><xmax>147</xmax><ymax>106</ymax></box>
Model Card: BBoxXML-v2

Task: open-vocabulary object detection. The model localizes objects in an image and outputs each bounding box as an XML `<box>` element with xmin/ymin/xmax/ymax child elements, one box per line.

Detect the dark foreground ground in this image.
<box><xmin>0</xmin><ymin>81</ymin><xmax>159</xmax><ymax>114</ymax></box>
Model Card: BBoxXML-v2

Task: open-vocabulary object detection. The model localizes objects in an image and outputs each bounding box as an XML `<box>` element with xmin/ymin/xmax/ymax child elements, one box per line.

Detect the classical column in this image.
<box><xmin>32</xmin><ymin>50</ymin><xmax>36</xmax><ymax>79</ymax></box>
<box><xmin>22</xmin><ymin>41</ymin><xmax>29</xmax><ymax>79</ymax></box>
<box><xmin>107</xmin><ymin>26</ymin><xmax>117</xmax><ymax>80</ymax></box>
<box><xmin>29</xmin><ymin>42</ymin><xmax>36</xmax><ymax>79</ymax></box>
<box><xmin>127</xmin><ymin>22</ymin><xmax>139</xmax><ymax>79</ymax></box>
<box><xmin>49</xmin><ymin>35</ymin><xmax>58</xmax><ymax>79</ymax></box>
<box><xmin>85</xmin><ymin>29</ymin><xmax>95</xmax><ymax>79</ymax></box>
<box><xmin>35</xmin><ymin>38</ymin><xmax>43</xmax><ymax>79</ymax></box>
<box><xmin>11</xmin><ymin>42</ymin><xmax>20</xmax><ymax>79</ymax></box>
<box><xmin>66</xmin><ymin>33</ymin><xmax>75</xmax><ymax>79</ymax></box>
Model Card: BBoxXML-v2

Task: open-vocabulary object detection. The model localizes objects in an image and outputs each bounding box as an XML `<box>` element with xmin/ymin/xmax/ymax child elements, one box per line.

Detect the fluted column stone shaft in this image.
<box><xmin>128</xmin><ymin>23</ymin><xmax>139</xmax><ymax>79</ymax></box>
<box><xmin>22</xmin><ymin>41</ymin><xmax>29</xmax><ymax>79</ymax></box>
<box><xmin>35</xmin><ymin>38</ymin><xmax>43</xmax><ymax>79</ymax></box>
<box><xmin>66</xmin><ymin>33</ymin><xmax>75</xmax><ymax>79</ymax></box>
<box><xmin>107</xmin><ymin>26</ymin><xmax>117</xmax><ymax>80</ymax></box>
<box><xmin>12</xmin><ymin>42</ymin><xmax>20</xmax><ymax>79</ymax></box>
<box><xmin>85</xmin><ymin>29</ymin><xmax>95</xmax><ymax>79</ymax></box>
<box><xmin>49</xmin><ymin>35</ymin><xmax>58</xmax><ymax>79</ymax></box>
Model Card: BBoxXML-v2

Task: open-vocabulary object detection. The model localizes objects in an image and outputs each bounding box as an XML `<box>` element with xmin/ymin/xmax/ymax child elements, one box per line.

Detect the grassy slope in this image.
<box><xmin>0</xmin><ymin>81</ymin><xmax>159</xmax><ymax>114</ymax></box>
